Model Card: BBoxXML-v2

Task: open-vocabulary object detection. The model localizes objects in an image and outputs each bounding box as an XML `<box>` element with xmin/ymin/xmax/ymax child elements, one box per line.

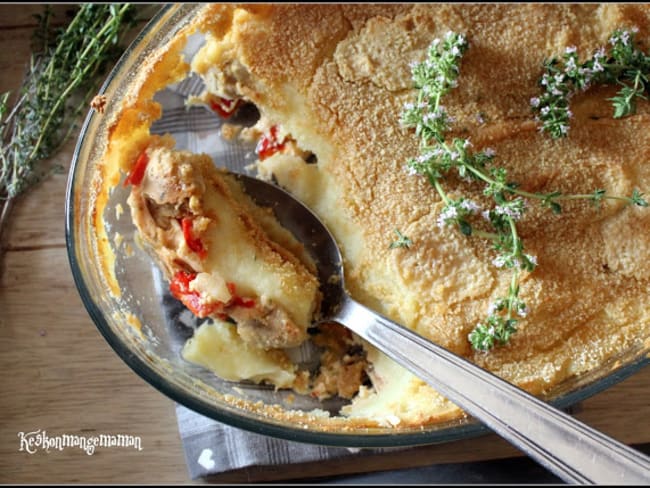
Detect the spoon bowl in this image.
<box><xmin>234</xmin><ymin>173</ymin><xmax>346</xmax><ymax>320</ymax></box>
<box><xmin>234</xmin><ymin>171</ymin><xmax>650</xmax><ymax>485</ymax></box>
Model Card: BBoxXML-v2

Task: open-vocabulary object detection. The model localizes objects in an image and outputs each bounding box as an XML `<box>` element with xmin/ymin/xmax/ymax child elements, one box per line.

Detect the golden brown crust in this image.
<box><xmin>95</xmin><ymin>4</ymin><xmax>650</xmax><ymax>429</ymax></box>
<box><xmin>197</xmin><ymin>4</ymin><xmax>650</xmax><ymax>397</ymax></box>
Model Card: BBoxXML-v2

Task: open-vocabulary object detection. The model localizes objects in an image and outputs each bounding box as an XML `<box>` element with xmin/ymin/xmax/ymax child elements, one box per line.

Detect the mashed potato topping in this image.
<box><xmin>98</xmin><ymin>4</ymin><xmax>650</xmax><ymax>428</ymax></box>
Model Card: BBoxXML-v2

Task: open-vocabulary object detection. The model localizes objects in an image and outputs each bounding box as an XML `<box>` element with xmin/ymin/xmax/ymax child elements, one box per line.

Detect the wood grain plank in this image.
<box><xmin>0</xmin><ymin>247</ymin><xmax>189</xmax><ymax>484</ymax></box>
<box><xmin>1</xmin><ymin>135</ymin><xmax>77</xmax><ymax>251</ymax></box>
<box><xmin>0</xmin><ymin>5</ymin><xmax>72</xmax><ymax>29</ymax></box>
<box><xmin>0</xmin><ymin>27</ymin><xmax>37</xmax><ymax>94</ymax></box>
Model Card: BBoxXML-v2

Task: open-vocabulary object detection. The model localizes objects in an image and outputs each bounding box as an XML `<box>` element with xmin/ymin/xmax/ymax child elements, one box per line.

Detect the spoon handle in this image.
<box><xmin>334</xmin><ymin>295</ymin><xmax>650</xmax><ymax>484</ymax></box>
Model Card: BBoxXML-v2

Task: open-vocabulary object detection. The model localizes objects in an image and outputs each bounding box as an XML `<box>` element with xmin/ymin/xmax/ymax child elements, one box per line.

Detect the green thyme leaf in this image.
<box><xmin>631</xmin><ymin>188</ymin><xmax>649</xmax><ymax>207</ymax></box>
<box><xmin>389</xmin><ymin>229</ymin><xmax>413</xmax><ymax>249</ymax></box>
<box><xmin>458</xmin><ymin>219</ymin><xmax>472</xmax><ymax>236</ymax></box>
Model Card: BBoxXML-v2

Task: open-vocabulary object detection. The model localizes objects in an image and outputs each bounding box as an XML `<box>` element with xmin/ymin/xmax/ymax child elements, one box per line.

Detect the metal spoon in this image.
<box><xmin>234</xmin><ymin>172</ymin><xmax>650</xmax><ymax>485</ymax></box>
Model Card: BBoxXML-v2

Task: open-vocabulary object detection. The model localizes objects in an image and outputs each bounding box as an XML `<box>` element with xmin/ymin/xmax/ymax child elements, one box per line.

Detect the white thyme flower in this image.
<box><xmin>540</xmin><ymin>106</ymin><xmax>551</xmax><ymax>116</ymax></box>
<box><xmin>495</xmin><ymin>203</ymin><xmax>524</xmax><ymax>221</ymax></box>
<box><xmin>422</xmin><ymin>112</ymin><xmax>437</xmax><ymax>124</ymax></box>
<box><xmin>437</xmin><ymin>205</ymin><xmax>458</xmax><ymax>228</ymax></box>
<box><xmin>484</xmin><ymin>147</ymin><xmax>496</xmax><ymax>158</ymax></box>
<box><xmin>460</xmin><ymin>199</ymin><xmax>480</xmax><ymax>214</ymax></box>
<box><xmin>525</xmin><ymin>253</ymin><xmax>538</xmax><ymax>267</ymax></box>
<box><xmin>621</xmin><ymin>30</ymin><xmax>631</xmax><ymax>45</ymax></box>
<box><xmin>457</xmin><ymin>34</ymin><xmax>466</xmax><ymax>46</ymax></box>
<box><xmin>405</xmin><ymin>164</ymin><xmax>419</xmax><ymax>176</ymax></box>
<box><xmin>424</xmin><ymin>59</ymin><xmax>437</xmax><ymax>71</ymax></box>
<box><xmin>487</xmin><ymin>300</ymin><xmax>504</xmax><ymax>315</ymax></box>
<box><xmin>565</xmin><ymin>57</ymin><xmax>577</xmax><ymax>72</ymax></box>
<box><xmin>565</xmin><ymin>46</ymin><xmax>577</xmax><ymax>54</ymax></box>
<box><xmin>554</xmin><ymin>73</ymin><xmax>565</xmax><ymax>84</ymax></box>
<box><xmin>632</xmin><ymin>26</ymin><xmax>639</xmax><ymax>33</ymax></box>
<box><xmin>592</xmin><ymin>60</ymin><xmax>604</xmax><ymax>72</ymax></box>
<box><xmin>416</xmin><ymin>153</ymin><xmax>430</xmax><ymax>163</ymax></box>
<box><xmin>422</xmin><ymin>84</ymin><xmax>436</xmax><ymax>96</ymax></box>
<box><xmin>593</xmin><ymin>47</ymin><xmax>606</xmax><ymax>60</ymax></box>
<box><xmin>481</xmin><ymin>209</ymin><xmax>491</xmax><ymax>221</ymax></box>
<box><xmin>451</xmin><ymin>45</ymin><xmax>461</xmax><ymax>57</ymax></box>
<box><xmin>551</xmin><ymin>86</ymin><xmax>564</xmax><ymax>96</ymax></box>
<box><xmin>449</xmin><ymin>151</ymin><xmax>459</xmax><ymax>161</ymax></box>
<box><xmin>444</xmin><ymin>206</ymin><xmax>458</xmax><ymax>218</ymax></box>
<box><xmin>425</xmin><ymin>106</ymin><xmax>446</xmax><ymax>122</ymax></box>
<box><xmin>530</xmin><ymin>96</ymin><xmax>541</xmax><ymax>107</ymax></box>
<box><xmin>463</xmin><ymin>139</ymin><xmax>472</xmax><ymax>148</ymax></box>
<box><xmin>431</xmin><ymin>38</ymin><xmax>441</xmax><ymax>47</ymax></box>
<box><xmin>492</xmin><ymin>255</ymin><xmax>507</xmax><ymax>268</ymax></box>
<box><xmin>517</xmin><ymin>304</ymin><xmax>529</xmax><ymax>318</ymax></box>
<box><xmin>403</xmin><ymin>102</ymin><xmax>415</xmax><ymax>111</ymax></box>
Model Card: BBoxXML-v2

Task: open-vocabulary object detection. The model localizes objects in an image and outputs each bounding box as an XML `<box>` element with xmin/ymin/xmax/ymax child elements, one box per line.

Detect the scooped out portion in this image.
<box><xmin>126</xmin><ymin>135</ymin><xmax>321</xmax><ymax>355</ymax></box>
<box><xmin>181</xmin><ymin>319</ymin><xmax>301</xmax><ymax>389</ymax></box>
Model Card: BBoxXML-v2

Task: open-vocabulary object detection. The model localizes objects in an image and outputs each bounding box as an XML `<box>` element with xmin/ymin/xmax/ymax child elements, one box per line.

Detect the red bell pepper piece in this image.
<box><xmin>256</xmin><ymin>125</ymin><xmax>287</xmax><ymax>161</ymax></box>
<box><xmin>180</xmin><ymin>217</ymin><xmax>207</xmax><ymax>259</ymax></box>
<box><xmin>123</xmin><ymin>151</ymin><xmax>149</xmax><ymax>187</ymax></box>
<box><xmin>226</xmin><ymin>282</ymin><xmax>256</xmax><ymax>308</ymax></box>
<box><xmin>169</xmin><ymin>270</ymin><xmax>222</xmax><ymax>318</ymax></box>
<box><xmin>209</xmin><ymin>96</ymin><xmax>241</xmax><ymax>118</ymax></box>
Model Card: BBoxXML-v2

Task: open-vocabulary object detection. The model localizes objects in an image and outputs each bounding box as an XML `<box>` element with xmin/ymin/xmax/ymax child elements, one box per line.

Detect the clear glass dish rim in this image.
<box><xmin>64</xmin><ymin>3</ymin><xmax>650</xmax><ymax>448</ymax></box>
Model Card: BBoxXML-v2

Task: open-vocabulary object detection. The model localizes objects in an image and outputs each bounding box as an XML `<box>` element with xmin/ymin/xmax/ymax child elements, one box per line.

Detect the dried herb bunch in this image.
<box><xmin>0</xmin><ymin>4</ymin><xmax>137</xmax><ymax>249</ymax></box>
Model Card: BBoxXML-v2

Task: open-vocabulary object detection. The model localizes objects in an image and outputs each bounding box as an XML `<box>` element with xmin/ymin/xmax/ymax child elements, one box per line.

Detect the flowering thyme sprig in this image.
<box><xmin>532</xmin><ymin>27</ymin><xmax>650</xmax><ymax>137</ymax></box>
<box><xmin>400</xmin><ymin>31</ymin><xmax>648</xmax><ymax>352</ymax></box>
<box><xmin>400</xmin><ymin>32</ymin><xmax>537</xmax><ymax>351</ymax></box>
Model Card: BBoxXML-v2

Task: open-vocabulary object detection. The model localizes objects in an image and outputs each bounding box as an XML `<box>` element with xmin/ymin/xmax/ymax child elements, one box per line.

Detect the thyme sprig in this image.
<box><xmin>0</xmin><ymin>4</ymin><xmax>137</xmax><ymax>250</ymax></box>
<box><xmin>532</xmin><ymin>27</ymin><xmax>650</xmax><ymax>137</ymax></box>
<box><xmin>389</xmin><ymin>228</ymin><xmax>413</xmax><ymax>249</ymax></box>
<box><xmin>400</xmin><ymin>31</ymin><xmax>648</xmax><ymax>352</ymax></box>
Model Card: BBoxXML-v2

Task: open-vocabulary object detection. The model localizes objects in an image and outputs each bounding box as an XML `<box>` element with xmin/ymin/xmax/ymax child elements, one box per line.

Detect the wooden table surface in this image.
<box><xmin>1</xmin><ymin>4</ymin><xmax>649</xmax><ymax>484</ymax></box>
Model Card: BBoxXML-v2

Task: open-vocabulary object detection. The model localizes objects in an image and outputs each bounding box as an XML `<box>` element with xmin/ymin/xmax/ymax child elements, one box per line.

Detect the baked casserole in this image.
<box><xmin>92</xmin><ymin>4</ymin><xmax>650</xmax><ymax>429</ymax></box>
